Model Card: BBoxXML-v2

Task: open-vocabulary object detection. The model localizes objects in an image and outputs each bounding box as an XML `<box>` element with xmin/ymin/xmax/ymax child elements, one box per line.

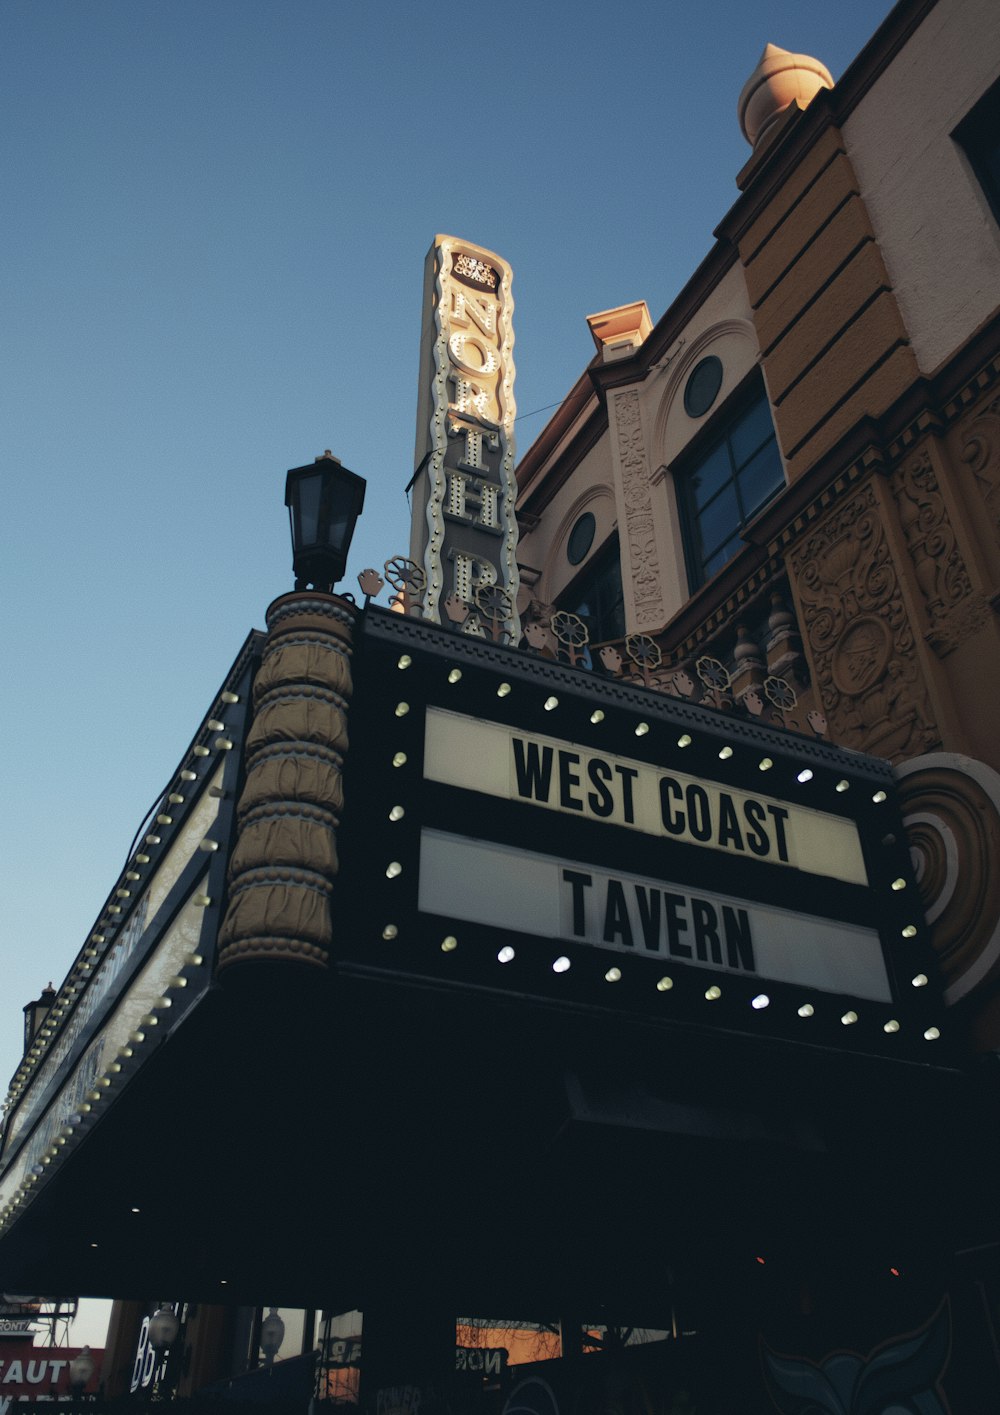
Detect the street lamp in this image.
<box><xmin>285</xmin><ymin>452</ymin><xmax>366</xmax><ymax>593</ymax></box>
<box><xmin>68</xmin><ymin>1345</ymin><xmax>95</xmax><ymax>1396</ymax></box>
<box><xmin>260</xmin><ymin>1308</ymin><xmax>286</xmax><ymax>1368</ymax></box>
<box><xmin>148</xmin><ymin>1305</ymin><xmax>181</xmax><ymax>1352</ymax></box>
<box><xmin>148</xmin><ymin>1305</ymin><xmax>181</xmax><ymax>1399</ymax></box>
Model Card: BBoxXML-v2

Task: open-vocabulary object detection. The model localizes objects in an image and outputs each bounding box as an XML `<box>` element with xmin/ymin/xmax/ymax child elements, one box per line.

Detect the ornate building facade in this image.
<box><xmin>3</xmin><ymin>1</ymin><xmax>1000</xmax><ymax>1411</ymax></box>
<box><xmin>514</xmin><ymin>0</ymin><xmax>1000</xmax><ymax>1050</ymax></box>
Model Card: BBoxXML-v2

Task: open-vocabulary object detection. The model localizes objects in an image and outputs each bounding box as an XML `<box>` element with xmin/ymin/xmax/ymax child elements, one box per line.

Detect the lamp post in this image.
<box><xmin>285</xmin><ymin>451</ymin><xmax>366</xmax><ymax>593</ymax></box>
<box><xmin>147</xmin><ymin>1305</ymin><xmax>181</xmax><ymax>1400</ymax></box>
<box><xmin>260</xmin><ymin>1307</ymin><xmax>286</xmax><ymax>1369</ymax></box>
<box><xmin>68</xmin><ymin>1345</ymin><xmax>95</xmax><ymax>1397</ymax></box>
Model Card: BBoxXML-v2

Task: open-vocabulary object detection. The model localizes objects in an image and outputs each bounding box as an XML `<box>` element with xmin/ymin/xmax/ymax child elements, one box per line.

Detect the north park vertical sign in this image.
<box><xmin>409</xmin><ymin>236</ymin><xmax>519</xmax><ymax>642</ymax></box>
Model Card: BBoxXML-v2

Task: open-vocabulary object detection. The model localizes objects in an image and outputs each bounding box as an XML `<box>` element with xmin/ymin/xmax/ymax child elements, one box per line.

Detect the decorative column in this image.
<box><xmin>217</xmin><ymin>591</ymin><xmax>355</xmax><ymax>975</ymax></box>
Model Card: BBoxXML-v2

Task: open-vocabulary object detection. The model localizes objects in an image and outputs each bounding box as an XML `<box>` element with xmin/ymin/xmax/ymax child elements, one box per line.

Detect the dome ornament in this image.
<box><xmin>738</xmin><ymin>43</ymin><xmax>834</xmax><ymax>148</ymax></box>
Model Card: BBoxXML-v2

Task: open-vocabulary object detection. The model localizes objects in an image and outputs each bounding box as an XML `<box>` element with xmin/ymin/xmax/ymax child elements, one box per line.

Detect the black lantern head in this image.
<box><xmin>22</xmin><ymin>984</ymin><xmax>56</xmax><ymax>1056</ymax></box>
<box><xmin>285</xmin><ymin>452</ymin><xmax>367</xmax><ymax>594</ymax></box>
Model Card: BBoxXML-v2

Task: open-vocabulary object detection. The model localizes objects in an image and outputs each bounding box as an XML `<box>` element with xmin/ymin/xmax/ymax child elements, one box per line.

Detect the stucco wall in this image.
<box><xmin>518</xmin><ymin>432</ymin><xmax>618</xmax><ymax>608</ymax></box>
<box><xmin>843</xmin><ymin>0</ymin><xmax>1000</xmax><ymax>375</ymax></box>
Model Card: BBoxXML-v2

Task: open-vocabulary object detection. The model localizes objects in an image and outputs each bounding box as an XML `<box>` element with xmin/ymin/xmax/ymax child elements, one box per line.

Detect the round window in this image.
<box><xmin>683</xmin><ymin>356</ymin><xmax>724</xmax><ymax>418</ymax></box>
<box><xmin>566</xmin><ymin>512</ymin><xmax>596</xmax><ymax>566</ymax></box>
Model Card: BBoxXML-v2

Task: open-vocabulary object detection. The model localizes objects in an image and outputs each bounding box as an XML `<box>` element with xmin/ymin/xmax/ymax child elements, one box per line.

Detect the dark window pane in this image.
<box><xmin>956</xmin><ymin>77</ymin><xmax>1000</xmax><ymax>224</ymax></box>
<box><xmin>559</xmin><ymin>538</ymin><xmax>625</xmax><ymax>644</ymax></box>
<box><xmin>694</xmin><ymin>482</ymin><xmax>740</xmax><ymax>562</ymax></box>
<box><xmin>702</xmin><ymin>533</ymin><xmax>743</xmax><ymax>579</ymax></box>
<box><xmin>729</xmin><ymin>396</ymin><xmax>775</xmax><ymax>468</ymax></box>
<box><xmin>737</xmin><ymin>440</ymin><xmax>784</xmax><ymax>518</ymax></box>
<box><xmin>688</xmin><ymin>442</ymin><xmax>732</xmax><ymax>509</ymax></box>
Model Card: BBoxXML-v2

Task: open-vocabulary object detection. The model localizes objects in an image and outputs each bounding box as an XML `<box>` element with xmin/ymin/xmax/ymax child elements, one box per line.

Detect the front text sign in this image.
<box><xmin>423</xmin><ymin>709</ymin><xmax>868</xmax><ymax>885</ymax></box>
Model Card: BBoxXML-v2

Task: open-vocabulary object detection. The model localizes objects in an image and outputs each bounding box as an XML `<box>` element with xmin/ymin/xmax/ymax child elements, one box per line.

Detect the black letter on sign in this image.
<box><xmin>768</xmin><ymin>805</ymin><xmax>791</xmax><ymax>862</ymax></box>
<box><xmin>587</xmin><ymin>758</ymin><xmax>614</xmax><ymax>817</ymax></box>
<box><xmin>743</xmin><ymin>799</ymin><xmax>770</xmax><ymax>856</ymax></box>
<box><xmin>634</xmin><ymin>886</ymin><xmax>661</xmax><ymax>951</ymax></box>
<box><xmin>615</xmin><ymin>765</ymin><xmax>639</xmax><ymax>823</ymax></box>
<box><xmin>716</xmin><ymin>793</ymin><xmax>744</xmax><ymax>851</ymax></box>
<box><xmin>692</xmin><ymin>898</ymin><xmax>722</xmax><ymax>963</ymax></box>
<box><xmin>723</xmin><ymin>906</ymin><xmax>754</xmax><ymax>971</ymax></box>
<box><xmin>558</xmin><ymin>751</ymin><xmax>584</xmax><ymax>811</ymax></box>
<box><xmin>603</xmin><ymin>879</ymin><xmax>634</xmax><ymax>948</ymax></box>
<box><xmin>686</xmin><ymin>785</ymin><xmax>712</xmax><ymax>841</ymax></box>
<box><xmin>664</xmin><ymin>893</ymin><xmax>691</xmax><ymax>957</ymax></box>
<box><xmin>563</xmin><ymin>870</ymin><xmax>592</xmax><ymax>937</ymax></box>
<box><xmin>513</xmin><ymin>739</ymin><xmax>553</xmax><ymax>801</ymax></box>
<box><xmin>659</xmin><ymin>777</ymin><xmax>685</xmax><ymax>835</ymax></box>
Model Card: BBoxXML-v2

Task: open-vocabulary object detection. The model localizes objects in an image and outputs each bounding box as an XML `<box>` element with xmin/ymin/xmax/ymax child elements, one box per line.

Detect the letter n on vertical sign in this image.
<box><xmin>409</xmin><ymin>235</ymin><xmax>520</xmax><ymax>642</ymax></box>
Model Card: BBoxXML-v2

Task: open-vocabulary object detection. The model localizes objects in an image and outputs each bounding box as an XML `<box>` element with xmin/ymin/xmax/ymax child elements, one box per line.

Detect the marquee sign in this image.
<box><xmin>335</xmin><ymin>611</ymin><xmax>946</xmax><ymax>1062</ymax></box>
<box><xmin>409</xmin><ymin>235</ymin><xmax>519</xmax><ymax>642</ymax></box>
<box><xmin>0</xmin><ymin>636</ymin><xmax>259</xmax><ymax>1235</ymax></box>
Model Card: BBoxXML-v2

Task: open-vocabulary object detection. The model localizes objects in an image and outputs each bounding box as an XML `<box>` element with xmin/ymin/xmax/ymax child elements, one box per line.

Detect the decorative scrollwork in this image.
<box><xmin>475</xmin><ymin>582</ymin><xmax>514</xmax><ymax>643</ymax></box>
<box><xmin>552</xmin><ymin>612</ymin><xmax>589</xmax><ymax>647</ymax></box>
<box><xmin>764</xmin><ymin>675</ymin><xmax>797</xmax><ymax>710</ymax></box>
<box><xmin>383</xmin><ymin>556</ymin><xmax>426</xmax><ymax>615</ymax></box>
<box><xmin>625</xmin><ymin>634</ymin><xmax>662</xmax><ymax>669</ymax></box>
<box><xmin>383</xmin><ymin>556</ymin><xmax>426</xmax><ymax>594</ymax></box>
<box><xmin>551</xmin><ymin>610</ymin><xmax>590</xmax><ymax>667</ymax></box>
<box><xmin>695</xmin><ymin>656</ymin><xmax>730</xmax><ymax>691</ymax></box>
<box><xmin>357</xmin><ymin>568</ymin><xmax>384</xmax><ymax>602</ymax></box>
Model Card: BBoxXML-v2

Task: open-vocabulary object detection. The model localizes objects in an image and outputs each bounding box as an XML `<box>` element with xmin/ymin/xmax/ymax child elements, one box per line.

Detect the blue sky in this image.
<box><xmin>1</xmin><ymin>1</ymin><xmax>895</xmax><ymax>1111</ymax></box>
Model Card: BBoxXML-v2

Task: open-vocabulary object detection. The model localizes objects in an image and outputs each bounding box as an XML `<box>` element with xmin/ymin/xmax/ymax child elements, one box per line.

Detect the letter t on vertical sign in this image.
<box><xmin>409</xmin><ymin>235</ymin><xmax>520</xmax><ymax>642</ymax></box>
